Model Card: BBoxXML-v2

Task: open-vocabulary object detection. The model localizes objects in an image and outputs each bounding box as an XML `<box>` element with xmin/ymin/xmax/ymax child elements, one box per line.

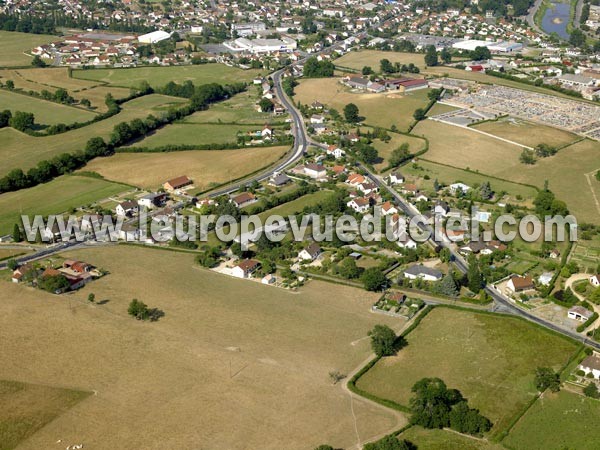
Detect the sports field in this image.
<box><xmin>0</xmin><ymin>245</ymin><xmax>404</xmax><ymax>449</ymax></box>
<box><xmin>83</xmin><ymin>146</ymin><xmax>290</xmax><ymax>191</ymax></box>
<box><xmin>503</xmin><ymin>390</ymin><xmax>600</xmax><ymax>450</ymax></box>
<box><xmin>355</xmin><ymin>307</ymin><xmax>579</xmax><ymax>438</ymax></box>
<box><xmin>72</xmin><ymin>64</ymin><xmax>263</xmax><ymax>89</ymax></box>
<box><xmin>399</xmin><ymin>426</ymin><xmax>505</xmax><ymax>450</ymax></box>
<box><xmin>472</xmin><ymin>117</ymin><xmax>580</xmax><ymax>149</ymax></box>
<box><xmin>0</xmin><ymin>175</ymin><xmax>129</xmax><ymax>235</ymax></box>
<box><xmin>295</xmin><ymin>77</ymin><xmax>431</xmax><ymax>131</ymax></box>
<box><xmin>0</xmin><ymin>89</ymin><xmax>96</xmax><ymax>125</ymax></box>
<box><xmin>335</xmin><ymin>50</ymin><xmax>427</xmax><ymax>71</ymax></box>
<box><xmin>0</xmin><ymin>380</ymin><xmax>90</xmax><ymax>450</ymax></box>
<box><xmin>0</xmin><ymin>94</ymin><xmax>187</xmax><ymax>177</ymax></box>
<box><xmin>0</xmin><ymin>31</ymin><xmax>55</xmax><ymax>67</ymax></box>
<box><xmin>124</xmin><ymin>123</ymin><xmax>266</xmax><ymax>148</ymax></box>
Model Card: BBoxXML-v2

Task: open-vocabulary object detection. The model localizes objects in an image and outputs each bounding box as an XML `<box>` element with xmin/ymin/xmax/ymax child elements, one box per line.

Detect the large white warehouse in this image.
<box><xmin>138</xmin><ymin>30</ymin><xmax>171</xmax><ymax>44</ymax></box>
<box><xmin>224</xmin><ymin>37</ymin><xmax>297</xmax><ymax>54</ymax></box>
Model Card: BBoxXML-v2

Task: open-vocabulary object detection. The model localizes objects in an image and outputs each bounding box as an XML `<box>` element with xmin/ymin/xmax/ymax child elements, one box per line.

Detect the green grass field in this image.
<box><xmin>355</xmin><ymin>307</ymin><xmax>580</xmax><ymax>438</ymax></box>
<box><xmin>0</xmin><ymin>89</ymin><xmax>96</xmax><ymax>126</ymax></box>
<box><xmin>399</xmin><ymin>426</ymin><xmax>505</xmax><ymax>450</ymax></box>
<box><xmin>124</xmin><ymin>123</ymin><xmax>267</xmax><ymax>148</ymax></box>
<box><xmin>0</xmin><ymin>175</ymin><xmax>128</xmax><ymax>235</ymax></box>
<box><xmin>295</xmin><ymin>77</ymin><xmax>431</xmax><ymax>131</ymax></box>
<box><xmin>0</xmin><ymin>379</ymin><xmax>90</xmax><ymax>450</ymax></box>
<box><xmin>335</xmin><ymin>50</ymin><xmax>427</xmax><ymax>71</ymax></box>
<box><xmin>183</xmin><ymin>89</ymin><xmax>279</xmax><ymax>125</ymax></box>
<box><xmin>0</xmin><ymin>31</ymin><xmax>55</xmax><ymax>67</ymax></box>
<box><xmin>256</xmin><ymin>190</ymin><xmax>335</xmax><ymax>222</ymax></box>
<box><xmin>503</xmin><ymin>390</ymin><xmax>600</xmax><ymax>450</ymax></box>
<box><xmin>363</xmin><ymin>128</ymin><xmax>427</xmax><ymax>172</ymax></box>
<box><xmin>403</xmin><ymin>160</ymin><xmax>538</xmax><ymax>203</ymax></box>
<box><xmin>0</xmin><ymin>94</ymin><xmax>186</xmax><ymax>177</ymax></box>
<box><xmin>72</xmin><ymin>64</ymin><xmax>263</xmax><ymax>89</ymax></box>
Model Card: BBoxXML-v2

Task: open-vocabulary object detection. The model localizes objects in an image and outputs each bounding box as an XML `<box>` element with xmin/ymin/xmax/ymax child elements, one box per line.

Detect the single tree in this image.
<box><xmin>88</xmin><ymin>293</ymin><xmax>95</xmax><ymax>303</ymax></box>
<box><xmin>440</xmin><ymin>47</ymin><xmax>452</xmax><ymax>64</ymax></box>
<box><xmin>7</xmin><ymin>258</ymin><xmax>18</xmax><ymax>271</ymax></box>
<box><xmin>369</xmin><ymin>324</ymin><xmax>397</xmax><ymax>357</ymax></box>
<box><xmin>344</xmin><ymin>103</ymin><xmax>360</xmax><ymax>122</ymax></box>
<box><xmin>413</xmin><ymin>108</ymin><xmax>426</xmax><ymax>121</ymax></box>
<box><xmin>362</xmin><ymin>267</ymin><xmax>388</xmax><ymax>291</ymax></box>
<box><xmin>258</xmin><ymin>97</ymin><xmax>274</xmax><ymax>112</ymax></box>
<box><xmin>31</xmin><ymin>55</ymin><xmax>47</xmax><ymax>67</ymax></box>
<box><xmin>467</xmin><ymin>256</ymin><xmax>483</xmax><ymax>293</ymax></box>
<box><xmin>12</xmin><ymin>223</ymin><xmax>22</xmax><ymax>242</ymax></box>
<box><xmin>438</xmin><ymin>273</ymin><xmax>459</xmax><ymax>297</ymax></box>
<box><xmin>584</xmin><ymin>382</ymin><xmax>600</xmax><ymax>399</ymax></box>
<box><xmin>424</xmin><ymin>45</ymin><xmax>438</xmax><ymax>66</ymax></box>
<box><xmin>534</xmin><ymin>367</ymin><xmax>561</xmax><ymax>393</ymax></box>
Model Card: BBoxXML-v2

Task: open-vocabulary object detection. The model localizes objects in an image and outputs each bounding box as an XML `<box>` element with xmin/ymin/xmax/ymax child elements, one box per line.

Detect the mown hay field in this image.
<box><xmin>0</xmin><ymin>94</ymin><xmax>186</xmax><ymax>177</ymax></box>
<box><xmin>295</xmin><ymin>77</ymin><xmax>431</xmax><ymax>131</ymax></box>
<box><xmin>72</xmin><ymin>64</ymin><xmax>263</xmax><ymax>89</ymax></box>
<box><xmin>355</xmin><ymin>307</ymin><xmax>579</xmax><ymax>438</ymax></box>
<box><xmin>83</xmin><ymin>146</ymin><xmax>290</xmax><ymax>191</ymax></box>
<box><xmin>0</xmin><ymin>245</ymin><xmax>405</xmax><ymax>450</ymax></box>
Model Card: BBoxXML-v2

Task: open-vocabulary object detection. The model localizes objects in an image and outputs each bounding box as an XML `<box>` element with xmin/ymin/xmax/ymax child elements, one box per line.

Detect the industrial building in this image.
<box><xmin>138</xmin><ymin>30</ymin><xmax>171</xmax><ymax>44</ymax></box>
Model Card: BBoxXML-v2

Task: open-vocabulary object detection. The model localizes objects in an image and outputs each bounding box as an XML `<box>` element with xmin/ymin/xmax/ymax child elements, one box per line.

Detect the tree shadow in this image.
<box><xmin>96</xmin><ymin>299</ymin><xmax>110</xmax><ymax>305</ymax></box>
<box><xmin>148</xmin><ymin>308</ymin><xmax>165</xmax><ymax>322</ymax></box>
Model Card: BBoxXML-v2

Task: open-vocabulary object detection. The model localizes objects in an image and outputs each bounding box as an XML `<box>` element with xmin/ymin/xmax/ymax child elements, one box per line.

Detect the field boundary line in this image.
<box><xmin>584</xmin><ymin>168</ymin><xmax>600</xmax><ymax>216</ymax></box>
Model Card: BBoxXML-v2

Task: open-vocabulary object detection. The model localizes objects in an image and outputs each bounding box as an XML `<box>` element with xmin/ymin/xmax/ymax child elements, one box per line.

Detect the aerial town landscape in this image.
<box><xmin>0</xmin><ymin>0</ymin><xmax>600</xmax><ymax>448</ymax></box>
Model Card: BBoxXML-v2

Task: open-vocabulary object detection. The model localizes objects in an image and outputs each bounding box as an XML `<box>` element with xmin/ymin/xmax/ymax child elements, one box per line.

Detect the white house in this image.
<box><xmin>298</xmin><ymin>242</ymin><xmax>322</xmax><ymax>261</ymax></box>
<box><xmin>397</xmin><ymin>233</ymin><xmax>418</xmax><ymax>250</ymax></box>
<box><xmin>116</xmin><ymin>200</ymin><xmax>138</xmax><ymax>217</ymax></box>
<box><xmin>232</xmin><ymin>259</ymin><xmax>260</xmax><ymax>279</ymax></box>
<box><xmin>261</xmin><ymin>274</ymin><xmax>276</xmax><ymax>285</ymax></box>
<box><xmin>310</xmin><ymin>114</ymin><xmax>325</xmax><ymax>124</ymax></box>
<box><xmin>433</xmin><ymin>201</ymin><xmax>450</xmax><ymax>217</ymax></box>
<box><xmin>327</xmin><ymin>145</ymin><xmax>345</xmax><ymax>159</ymax></box>
<box><xmin>261</xmin><ymin>125</ymin><xmax>273</xmax><ymax>138</ymax></box>
<box><xmin>389</xmin><ymin>172</ymin><xmax>405</xmax><ymax>185</ymax></box>
<box><xmin>304</xmin><ymin>163</ymin><xmax>327</xmax><ymax>179</ymax></box>
<box><xmin>538</xmin><ymin>272</ymin><xmax>554</xmax><ymax>286</ymax></box>
<box><xmin>568</xmin><ymin>305</ymin><xmax>593</xmax><ymax>322</ymax></box>
<box><xmin>403</xmin><ymin>265</ymin><xmax>443</xmax><ymax>282</ymax></box>
<box><xmin>347</xmin><ymin>197</ymin><xmax>370</xmax><ymax>213</ymax></box>
<box><xmin>579</xmin><ymin>353</ymin><xmax>600</xmax><ymax>379</ymax></box>
<box><xmin>590</xmin><ymin>274</ymin><xmax>600</xmax><ymax>287</ymax></box>
<box><xmin>449</xmin><ymin>183</ymin><xmax>471</xmax><ymax>195</ymax></box>
<box><xmin>381</xmin><ymin>201</ymin><xmax>398</xmax><ymax>216</ymax></box>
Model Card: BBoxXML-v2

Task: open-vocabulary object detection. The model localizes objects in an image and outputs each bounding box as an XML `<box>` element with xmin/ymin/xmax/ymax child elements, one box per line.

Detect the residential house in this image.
<box><xmin>304</xmin><ymin>164</ymin><xmax>327</xmax><ymax>179</ymax></box>
<box><xmin>389</xmin><ymin>172</ymin><xmax>405</xmax><ymax>184</ymax></box>
<box><xmin>578</xmin><ymin>353</ymin><xmax>600</xmax><ymax>378</ymax></box>
<box><xmin>163</xmin><ymin>176</ymin><xmax>192</xmax><ymax>191</ymax></box>
<box><xmin>506</xmin><ymin>275</ymin><xmax>535</xmax><ymax>293</ymax></box>
<box><xmin>433</xmin><ymin>201</ymin><xmax>450</xmax><ymax>217</ymax></box>
<box><xmin>11</xmin><ymin>264</ymin><xmax>36</xmax><ymax>283</ymax></box>
<box><xmin>403</xmin><ymin>265</ymin><xmax>443</xmax><ymax>282</ymax></box>
<box><xmin>327</xmin><ymin>145</ymin><xmax>345</xmax><ymax>159</ymax></box>
<box><xmin>298</xmin><ymin>242</ymin><xmax>322</xmax><ymax>261</ymax></box>
<box><xmin>138</xmin><ymin>192</ymin><xmax>168</xmax><ymax>209</ymax></box>
<box><xmin>231</xmin><ymin>192</ymin><xmax>257</xmax><ymax>208</ymax></box>
<box><xmin>590</xmin><ymin>274</ymin><xmax>600</xmax><ymax>287</ymax></box>
<box><xmin>449</xmin><ymin>182</ymin><xmax>471</xmax><ymax>195</ymax></box>
<box><xmin>232</xmin><ymin>259</ymin><xmax>260</xmax><ymax>278</ymax></box>
<box><xmin>269</xmin><ymin>173</ymin><xmax>291</xmax><ymax>187</ymax></box>
<box><xmin>538</xmin><ymin>272</ymin><xmax>554</xmax><ymax>286</ymax></box>
<box><xmin>310</xmin><ymin>114</ymin><xmax>325</xmax><ymax>124</ymax></box>
<box><xmin>381</xmin><ymin>201</ymin><xmax>398</xmax><ymax>216</ymax></box>
<box><xmin>347</xmin><ymin>197</ymin><xmax>370</xmax><ymax>214</ymax></box>
<box><xmin>116</xmin><ymin>200</ymin><xmax>138</xmax><ymax>217</ymax></box>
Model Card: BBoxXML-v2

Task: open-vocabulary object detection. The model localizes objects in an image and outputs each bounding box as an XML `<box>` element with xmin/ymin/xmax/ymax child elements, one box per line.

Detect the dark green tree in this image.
<box><xmin>344</xmin><ymin>103</ymin><xmax>360</xmax><ymax>122</ymax></box>
<box><xmin>534</xmin><ymin>367</ymin><xmax>561</xmax><ymax>393</ymax></box>
<box><xmin>31</xmin><ymin>55</ymin><xmax>47</xmax><ymax>67</ymax></box>
<box><xmin>584</xmin><ymin>382</ymin><xmax>600</xmax><ymax>399</ymax></box>
<box><xmin>440</xmin><ymin>47</ymin><xmax>452</xmax><ymax>64</ymax></box>
<box><xmin>424</xmin><ymin>45</ymin><xmax>438</xmax><ymax>66</ymax></box>
<box><xmin>363</xmin><ymin>435</ymin><xmax>412</xmax><ymax>450</ymax></box>
<box><xmin>12</xmin><ymin>223</ymin><xmax>22</xmax><ymax>242</ymax></box>
<box><xmin>438</xmin><ymin>273</ymin><xmax>459</xmax><ymax>297</ymax></box>
<box><xmin>362</xmin><ymin>267</ymin><xmax>388</xmax><ymax>291</ymax></box>
<box><xmin>369</xmin><ymin>324</ymin><xmax>397</xmax><ymax>357</ymax></box>
<box><xmin>9</xmin><ymin>111</ymin><xmax>35</xmax><ymax>131</ymax></box>
<box><xmin>413</xmin><ymin>108</ymin><xmax>426</xmax><ymax>121</ymax></box>
<box><xmin>467</xmin><ymin>256</ymin><xmax>483</xmax><ymax>293</ymax></box>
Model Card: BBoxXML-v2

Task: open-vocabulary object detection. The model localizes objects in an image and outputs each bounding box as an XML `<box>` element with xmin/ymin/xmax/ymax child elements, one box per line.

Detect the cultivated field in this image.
<box><xmin>0</xmin><ymin>89</ymin><xmax>96</xmax><ymax>126</ymax></box>
<box><xmin>335</xmin><ymin>50</ymin><xmax>427</xmax><ymax>71</ymax></box>
<box><xmin>124</xmin><ymin>123</ymin><xmax>268</xmax><ymax>148</ymax></box>
<box><xmin>0</xmin><ymin>31</ymin><xmax>56</xmax><ymax>67</ymax></box>
<box><xmin>0</xmin><ymin>94</ymin><xmax>187</xmax><ymax>177</ymax></box>
<box><xmin>0</xmin><ymin>245</ymin><xmax>405</xmax><ymax>449</ymax></box>
<box><xmin>403</xmin><ymin>160</ymin><xmax>538</xmax><ymax>203</ymax></box>
<box><xmin>472</xmin><ymin>117</ymin><xmax>580</xmax><ymax>149</ymax></box>
<box><xmin>399</xmin><ymin>426</ymin><xmax>505</xmax><ymax>450</ymax></box>
<box><xmin>183</xmin><ymin>90</ymin><xmax>277</xmax><ymax>125</ymax></box>
<box><xmin>0</xmin><ymin>175</ymin><xmax>128</xmax><ymax>235</ymax></box>
<box><xmin>355</xmin><ymin>307</ymin><xmax>579</xmax><ymax>438</ymax></box>
<box><xmin>73</xmin><ymin>64</ymin><xmax>263</xmax><ymax>89</ymax></box>
<box><xmin>295</xmin><ymin>77</ymin><xmax>431</xmax><ymax>131</ymax></box>
<box><xmin>0</xmin><ymin>67</ymin><xmax>131</xmax><ymax>111</ymax></box>
<box><xmin>82</xmin><ymin>146</ymin><xmax>289</xmax><ymax>191</ymax></box>
<box><xmin>503</xmin><ymin>391</ymin><xmax>600</xmax><ymax>450</ymax></box>
<box><xmin>0</xmin><ymin>380</ymin><xmax>90</xmax><ymax>450</ymax></box>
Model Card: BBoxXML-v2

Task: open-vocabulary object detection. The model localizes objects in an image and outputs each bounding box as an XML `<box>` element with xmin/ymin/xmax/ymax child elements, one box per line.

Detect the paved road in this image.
<box><xmin>525</xmin><ymin>0</ymin><xmax>545</xmax><ymax>34</ymax></box>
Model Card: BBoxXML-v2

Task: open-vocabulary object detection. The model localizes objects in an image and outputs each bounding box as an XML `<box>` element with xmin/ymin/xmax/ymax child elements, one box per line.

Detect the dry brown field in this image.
<box><xmin>335</xmin><ymin>50</ymin><xmax>427</xmax><ymax>71</ymax></box>
<box><xmin>295</xmin><ymin>77</ymin><xmax>430</xmax><ymax>131</ymax></box>
<box><xmin>0</xmin><ymin>245</ymin><xmax>406</xmax><ymax>449</ymax></box>
<box><xmin>82</xmin><ymin>146</ymin><xmax>290</xmax><ymax>191</ymax></box>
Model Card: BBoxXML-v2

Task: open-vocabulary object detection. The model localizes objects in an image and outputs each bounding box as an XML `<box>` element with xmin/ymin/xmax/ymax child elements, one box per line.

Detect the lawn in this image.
<box><xmin>0</xmin><ymin>89</ymin><xmax>96</xmax><ymax>126</ymax></box>
<box><xmin>335</xmin><ymin>50</ymin><xmax>427</xmax><ymax>72</ymax></box>
<box><xmin>256</xmin><ymin>190</ymin><xmax>335</xmax><ymax>222</ymax></box>
<box><xmin>0</xmin><ymin>380</ymin><xmax>90</xmax><ymax>450</ymax></box>
<box><xmin>0</xmin><ymin>245</ymin><xmax>404</xmax><ymax>449</ymax></box>
<box><xmin>82</xmin><ymin>146</ymin><xmax>290</xmax><ymax>191</ymax></box>
<box><xmin>0</xmin><ymin>31</ymin><xmax>55</xmax><ymax>67</ymax></box>
<box><xmin>472</xmin><ymin>117</ymin><xmax>580</xmax><ymax>149</ymax></box>
<box><xmin>399</xmin><ymin>426</ymin><xmax>505</xmax><ymax>450</ymax></box>
<box><xmin>295</xmin><ymin>77</ymin><xmax>431</xmax><ymax>131</ymax></box>
<box><xmin>503</xmin><ymin>390</ymin><xmax>600</xmax><ymax>450</ymax></box>
<box><xmin>0</xmin><ymin>67</ymin><xmax>131</xmax><ymax>111</ymax></box>
<box><xmin>124</xmin><ymin>123</ymin><xmax>266</xmax><ymax>148</ymax></box>
<box><xmin>0</xmin><ymin>175</ymin><xmax>129</xmax><ymax>235</ymax></box>
<box><xmin>183</xmin><ymin>89</ymin><xmax>278</xmax><ymax>125</ymax></box>
<box><xmin>355</xmin><ymin>307</ymin><xmax>580</xmax><ymax>438</ymax></box>
<box><xmin>402</xmin><ymin>160</ymin><xmax>538</xmax><ymax>203</ymax></box>
<box><xmin>72</xmin><ymin>64</ymin><xmax>263</xmax><ymax>89</ymax></box>
<box><xmin>0</xmin><ymin>94</ymin><xmax>187</xmax><ymax>177</ymax></box>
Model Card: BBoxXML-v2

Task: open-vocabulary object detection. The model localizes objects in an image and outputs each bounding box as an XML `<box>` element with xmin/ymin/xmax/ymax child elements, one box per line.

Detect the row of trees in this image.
<box><xmin>380</xmin><ymin>58</ymin><xmax>421</xmax><ymax>74</ymax></box>
<box><xmin>304</xmin><ymin>57</ymin><xmax>336</xmax><ymax>78</ymax></box>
